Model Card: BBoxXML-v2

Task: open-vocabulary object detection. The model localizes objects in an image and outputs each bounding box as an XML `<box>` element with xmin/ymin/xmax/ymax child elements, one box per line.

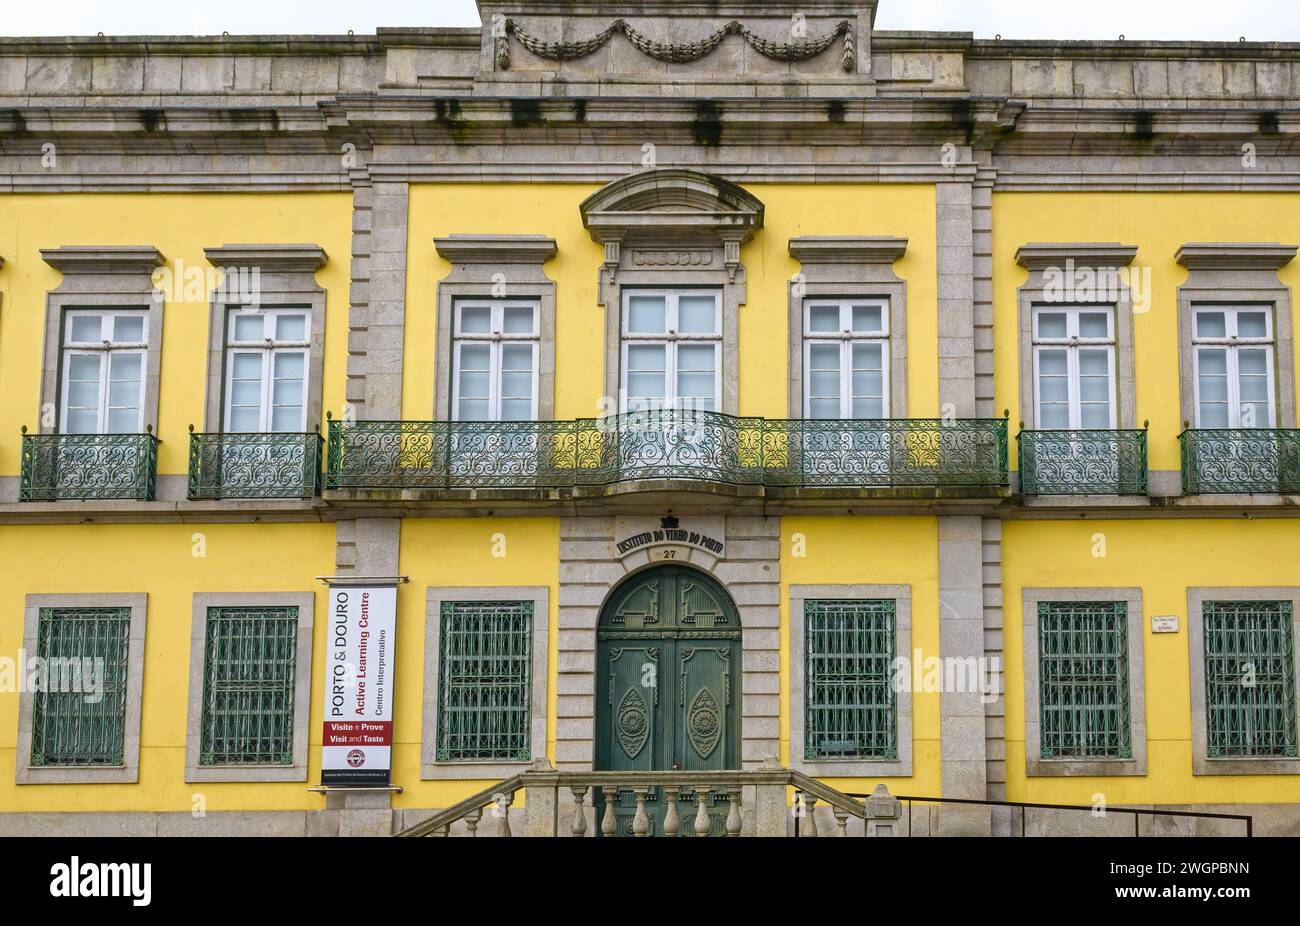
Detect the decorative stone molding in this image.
<box><xmin>1174</xmin><ymin>242</ymin><xmax>1298</xmax><ymax>429</ymax></box>
<box><xmin>16</xmin><ymin>594</ymin><xmax>148</xmax><ymax>785</ymax></box>
<box><xmin>432</xmin><ymin>234</ymin><xmax>559</xmax><ymax>420</ymax></box>
<box><xmin>204</xmin><ymin>243</ymin><xmax>327</xmax><ymax>274</ymax></box>
<box><xmin>202</xmin><ymin>244</ymin><xmax>329</xmax><ymax>432</ymax></box>
<box><xmin>581</xmin><ymin>168</ymin><xmax>763</xmax><ymax>415</ymax></box>
<box><xmin>1015</xmin><ymin>242</ymin><xmax>1140</xmax><ymax>430</ymax></box>
<box><xmin>787</xmin><ymin>236</ymin><xmax>910</xmax><ymax>418</ymax></box>
<box><xmin>38</xmin><ymin>246</ymin><xmax>166</xmax><ymax>435</ymax></box>
<box><xmin>1021</xmin><ymin>587</ymin><xmax>1148</xmax><ymax>777</ymax></box>
<box><xmin>185</xmin><ymin>592</ymin><xmax>316</xmax><ymax>783</ymax></box>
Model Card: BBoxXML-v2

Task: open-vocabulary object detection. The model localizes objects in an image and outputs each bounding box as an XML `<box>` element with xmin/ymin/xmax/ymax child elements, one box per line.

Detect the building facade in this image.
<box><xmin>1</xmin><ymin>0</ymin><xmax>1299</xmax><ymax>836</ymax></box>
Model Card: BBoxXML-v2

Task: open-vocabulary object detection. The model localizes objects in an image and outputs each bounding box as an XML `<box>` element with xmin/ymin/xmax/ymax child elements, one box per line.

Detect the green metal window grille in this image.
<box><xmin>199</xmin><ymin>606</ymin><xmax>299</xmax><ymax>766</ymax></box>
<box><xmin>1203</xmin><ymin>601</ymin><xmax>1298</xmax><ymax>759</ymax></box>
<box><xmin>437</xmin><ymin>600</ymin><xmax>532</xmax><ymax>761</ymax></box>
<box><xmin>804</xmin><ymin>599</ymin><xmax>896</xmax><ymax>760</ymax></box>
<box><xmin>1038</xmin><ymin>601</ymin><xmax>1132</xmax><ymax>759</ymax></box>
<box><xmin>31</xmin><ymin>607</ymin><xmax>130</xmax><ymax>767</ymax></box>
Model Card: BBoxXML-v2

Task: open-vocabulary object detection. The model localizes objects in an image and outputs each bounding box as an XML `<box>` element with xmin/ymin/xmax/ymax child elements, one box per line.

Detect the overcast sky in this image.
<box><xmin>1</xmin><ymin>0</ymin><xmax>1298</xmax><ymax>41</ymax></box>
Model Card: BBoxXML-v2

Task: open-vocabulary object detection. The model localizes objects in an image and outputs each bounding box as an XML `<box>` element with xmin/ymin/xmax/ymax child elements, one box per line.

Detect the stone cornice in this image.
<box><xmin>204</xmin><ymin>244</ymin><xmax>328</xmax><ymax>273</ymax></box>
<box><xmin>1175</xmin><ymin>242</ymin><xmax>1299</xmax><ymax>271</ymax></box>
<box><xmin>40</xmin><ymin>246</ymin><xmax>164</xmax><ymax>275</ymax></box>
<box><xmin>789</xmin><ymin>236</ymin><xmax>908</xmax><ymax>265</ymax></box>
<box><xmin>1016</xmin><ymin>243</ymin><xmax>1139</xmax><ymax>271</ymax></box>
<box><xmin>433</xmin><ymin>234</ymin><xmax>557</xmax><ymax>264</ymax></box>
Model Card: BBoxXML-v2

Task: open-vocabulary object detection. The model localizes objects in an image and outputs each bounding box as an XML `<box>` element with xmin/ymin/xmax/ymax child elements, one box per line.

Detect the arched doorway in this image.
<box><xmin>594</xmin><ymin>565</ymin><xmax>742</xmax><ymax>836</ymax></box>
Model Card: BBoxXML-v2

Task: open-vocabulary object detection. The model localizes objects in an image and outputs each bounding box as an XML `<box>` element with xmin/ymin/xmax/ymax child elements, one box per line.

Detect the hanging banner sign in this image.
<box><xmin>321</xmin><ymin>585</ymin><xmax>397</xmax><ymax>786</ymax></box>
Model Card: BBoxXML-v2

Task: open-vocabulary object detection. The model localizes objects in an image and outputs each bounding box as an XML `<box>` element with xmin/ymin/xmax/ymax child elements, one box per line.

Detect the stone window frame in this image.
<box><xmin>202</xmin><ymin>245</ymin><xmax>329</xmax><ymax>434</ymax></box>
<box><xmin>433</xmin><ymin>236</ymin><xmax>558</xmax><ymax>421</ymax></box>
<box><xmin>16</xmin><ymin>593</ymin><xmax>147</xmax><ymax>784</ymax></box>
<box><xmin>787</xmin><ymin>237</ymin><xmax>909</xmax><ymax>419</ymax></box>
<box><xmin>1015</xmin><ymin>244</ymin><xmax>1140</xmax><ymax>431</ymax></box>
<box><xmin>184</xmin><ymin>592</ymin><xmax>316</xmax><ymax>783</ymax></box>
<box><xmin>421</xmin><ymin>586</ymin><xmax>550</xmax><ymax>780</ymax></box>
<box><xmin>1175</xmin><ymin>243</ymin><xmax>1299</xmax><ymax>431</ymax></box>
<box><xmin>1186</xmin><ymin>586</ymin><xmax>1300</xmax><ymax>776</ymax></box>
<box><xmin>1021</xmin><ymin>587</ymin><xmax>1148</xmax><ymax>777</ymax></box>
<box><xmin>38</xmin><ymin>247</ymin><xmax>165</xmax><ymax>435</ymax></box>
<box><xmin>789</xmin><ymin>584</ymin><xmax>913</xmax><ymax>778</ymax></box>
<box><xmin>580</xmin><ymin>169</ymin><xmax>764</xmax><ymax>417</ymax></box>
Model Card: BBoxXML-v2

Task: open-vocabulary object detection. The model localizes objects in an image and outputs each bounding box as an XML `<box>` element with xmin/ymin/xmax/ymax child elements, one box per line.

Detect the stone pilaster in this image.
<box><xmin>936</xmin><ymin>181</ymin><xmax>977</xmax><ymax>416</ymax></box>
<box><xmin>937</xmin><ymin>515</ymin><xmax>991</xmax><ymax>835</ymax></box>
<box><xmin>347</xmin><ymin>173</ymin><xmax>409</xmax><ymax>421</ymax></box>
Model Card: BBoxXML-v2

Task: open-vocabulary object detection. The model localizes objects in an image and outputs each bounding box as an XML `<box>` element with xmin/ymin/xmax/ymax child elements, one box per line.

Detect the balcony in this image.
<box><xmin>19</xmin><ymin>431</ymin><xmax>159</xmax><ymax>502</ymax></box>
<box><xmin>1017</xmin><ymin>429</ymin><xmax>1149</xmax><ymax>497</ymax></box>
<box><xmin>1180</xmin><ymin>429</ymin><xmax>1300</xmax><ymax>495</ymax></box>
<box><xmin>325</xmin><ymin>412</ymin><xmax>1009</xmax><ymax>494</ymax></box>
<box><xmin>187</xmin><ymin>430</ymin><xmax>323</xmax><ymax>500</ymax></box>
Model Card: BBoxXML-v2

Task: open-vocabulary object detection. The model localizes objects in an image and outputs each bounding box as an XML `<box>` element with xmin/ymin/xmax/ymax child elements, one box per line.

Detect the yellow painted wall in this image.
<box><xmin>781</xmin><ymin>516</ymin><xmax>943</xmax><ymax>797</ymax></box>
<box><xmin>0</xmin><ymin>192</ymin><xmax>353</xmax><ymax>477</ymax></box>
<box><xmin>0</xmin><ymin>522</ymin><xmax>336</xmax><ymax>812</ymax></box>
<box><xmin>1003</xmin><ymin>518</ymin><xmax>1300</xmax><ymax>806</ymax></box>
<box><xmin>994</xmin><ymin>192</ymin><xmax>1300</xmax><ymax>471</ymax></box>
<box><xmin>405</xmin><ymin>183</ymin><xmax>939</xmax><ymax>421</ymax></box>
<box><xmin>393</xmin><ymin>518</ymin><xmax>559</xmax><ymax>811</ymax></box>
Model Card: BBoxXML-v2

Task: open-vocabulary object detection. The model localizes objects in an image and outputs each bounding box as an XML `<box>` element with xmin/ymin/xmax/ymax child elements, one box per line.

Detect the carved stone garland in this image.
<box><xmin>497</xmin><ymin>17</ymin><xmax>855</xmax><ymax>73</ymax></box>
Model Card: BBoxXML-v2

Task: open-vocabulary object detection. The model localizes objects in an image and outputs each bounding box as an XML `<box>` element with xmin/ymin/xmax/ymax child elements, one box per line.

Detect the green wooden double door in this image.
<box><xmin>595</xmin><ymin>566</ymin><xmax>741</xmax><ymax>837</ymax></box>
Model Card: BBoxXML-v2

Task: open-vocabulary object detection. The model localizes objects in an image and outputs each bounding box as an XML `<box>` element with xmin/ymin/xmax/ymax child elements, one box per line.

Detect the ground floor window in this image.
<box><xmin>31</xmin><ymin>607</ymin><xmax>130</xmax><ymax>767</ymax></box>
<box><xmin>803</xmin><ymin>599</ymin><xmax>896</xmax><ymax>760</ymax></box>
<box><xmin>1037</xmin><ymin>600</ymin><xmax>1132</xmax><ymax>759</ymax></box>
<box><xmin>199</xmin><ymin>605</ymin><xmax>300</xmax><ymax>766</ymax></box>
<box><xmin>437</xmin><ymin>600</ymin><xmax>532</xmax><ymax>761</ymax></box>
<box><xmin>1203</xmin><ymin>600</ymin><xmax>1298</xmax><ymax>758</ymax></box>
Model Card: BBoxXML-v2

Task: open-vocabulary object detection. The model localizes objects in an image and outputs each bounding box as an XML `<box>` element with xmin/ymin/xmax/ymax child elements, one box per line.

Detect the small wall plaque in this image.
<box><xmin>1152</xmin><ymin>616</ymin><xmax>1180</xmax><ymax>634</ymax></box>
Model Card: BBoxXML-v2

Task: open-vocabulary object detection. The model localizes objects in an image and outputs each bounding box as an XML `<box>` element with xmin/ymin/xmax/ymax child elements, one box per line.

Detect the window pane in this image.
<box><xmin>106</xmin><ymin>408</ymin><xmax>138</xmax><ymax>433</ymax></box>
<box><xmin>70</xmin><ymin>315</ymin><xmax>102</xmax><ymax>343</ymax></box>
<box><xmin>1080</xmin><ymin>404</ymin><xmax>1111</xmax><ymax>429</ymax></box>
<box><xmin>627</xmin><ymin>343</ymin><xmax>665</xmax><ymax>372</ymax></box>
<box><xmin>1237</xmin><ymin>311</ymin><xmax>1269</xmax><ymax>339</ymax></box>
<box><xmin>626</xmin><ymin>344</ymin><xmax>666</xmax><ymax>401</ymax></box>
<box><xmin>500</xmin><ymin>372</ymin><xmax>532</xmax><ymax>400</ymax></box>
<box><xmin>458</xmin><ymin>305</ymin><xmax>491</xmax><ymax>333</ymax></box>
<box><xmin>810</xmin><ymin>399</ymin><xmax>840</xmax><ymax>420</ymax></box>
<box><xmin>229</xmin><ymin>407</ymin><xmax>261</xmax><ymax>431</ymax></box>
<box><xmin>675</xmin><ymin>344</ymin><xmax>716</xmax><ymax>373</ymax></box>
<box><xmin>270</xmin><ymin>407</ymin><xmax>302</xmax><ymax>432</ymax></box>
<box><xmin>271</xmin><ymin>350</ymin><xmax>305</xmax><ymax>432</ymax></box>
<box><xmin>851</xmin><ymin>304</ymin><xmax>884</xmax><ymax>333</ymax></box>
<box><xmin>500</xmin><ymin>399</ymin><xmax>532</xmax><ymax>421</ymax></box>
<box><xmin>1078</xmin><ymin>313</ymin><xmax>1110</xmax><ymax>339</ymax></box>
<box><xmin>1036</xmin><ymin>313</ymin><xmax>1068</xmax><ymax>338</ymax></box>
<box><xmin>677</xmin><ymin>296</ymin><xmax>717</xmax><ymax>334</ymax></box>
<box><xmin>851</xmin><ymin>396</ymin><xmax>885</xmax><ymax>419</ymax></box>
<box><xmin>502</xmin><ymin>305</ymin><xmax>536</xmax><ymax>334</ymax></box>
<box><xmin>272</xmin><ymin>373</ymin><xmax>303</xmax><ymax>407</ymax></box>
<box><xmin>112</xmin><ymin>315</ymin><xmax>145</xmax><ymax>343</ymax></box>
<box><xmin>852</xmin><ymin>342</ymin><xmax>883</xmax><ymax>372</ymax></box>
<box><xmin>107</xmin><ymin>354</ymin><xmax>143</xmax><ymax>415</ymax></box>
<box><xmin>1038</xmin><ymin>349</ymin><xmax>1068</xmax><ymax>376</ymax></box>
<box><xmin>274</xmin><ymin>314</ymin><xmax>307</xmax><ymax>342</ymax></box>
<box><xmin>809</xmin><ymin>343</ymin><xmax>840</xmax><ymax>372</ymax></box>
<box><xmin>627</xmin><ymin>296</ymin><xmax>666</xmax><ymax>334</ymax></box>
<box><xmin>232</xmin><ymin>314</ymin><xmax>264</xmax><ymax>341</ymax></box>
<box><xmin>67</xmin><ymin>355</ymin><xmax>102</xmax><ymax>414</ymax></box>
<box><xmin>852</xmin><ymin>371</ymin><xmax>884</xmax><ymax>400</ymax></box>
<box><xmin>231</xmin><ymin>379</ymin><xmax>262</xmax><ymax>407</ymax></box>
<box><xmin>501</xmin><ymin>343</ymin><xmax>533</xmax><ymax>371</ymax></box>
<box><xmin>808</xmin><ymin>305</ymin><xmax>840</xmax><ymax>333</ymax></box>
<box><xmin>274</xmin><ymin>352</ymin><xmax>304</xmax><ymax>379</ymax></box>
<box><xmin>232</xmin><ymin>352</ymin><xmax>262</xmax><ymax>378</ymax></box>
<box><xmin>1039</xmin><ymin>405</ymin><xmax>1070</xmax><ymax>429</ymax></box>
<box><xmin>457</xmin><ymin>371</ymin><xmax>490</xmax><ymax>399</ymax></box>
<box><xmin>1196</xmin><ymin>312</ymin><xmax>1227</xmax><ymax>339</ymax></box>
<box><xmin>810</xmin><ymin>371</ymin><xmax>841</xmax><ymax>397</ymax></box>
<box><xmin>458</xmin><ymin>399</ymin><xmax>490</xmax><ymax>420</ymax></box>
<box><xmin>1198</xmin><ymin>348</ymin><xmax>1227</xmax><ymax>376</ymax></box>
<box><xmin>458</xmin><ymin>343</ymin><xmax>491</xmax><ymax>371</ymax></box>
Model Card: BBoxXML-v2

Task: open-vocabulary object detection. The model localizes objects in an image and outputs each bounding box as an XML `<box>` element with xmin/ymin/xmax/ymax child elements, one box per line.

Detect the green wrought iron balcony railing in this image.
<box><xmin>1017</xmin><ymin>428</ymin><xmax>1149</xmax><ymax>497</ymax></box>
<box><xmin>19</xmin><ymin>429</ymin><xmax>159</xmax><ymax>502</ymax></box>
<box><xmin>187</xmin><ymin>429</ymin><xmax>323</xmax><ymax>500</ymax></box>
<box><xmin>325</xmin><ymin>412</ymin><xmax>1010</xmax><ymax>493</ymax></box>
<box><xmin>1180</xmin><ymin>428</ymin><xmax>1300</xmax><ymax>495</ymax></box>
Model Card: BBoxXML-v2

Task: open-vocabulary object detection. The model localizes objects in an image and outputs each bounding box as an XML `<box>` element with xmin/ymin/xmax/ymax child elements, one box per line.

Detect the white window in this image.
<box><xmin>224</xmin><ymin>308</ymin><xmax>310</xmax><ymax>432</ymax></box>
<box><xmin>451</xmin><ymin>301</ymin><xmax>539</xmax><ymax>422</ymax></box>
<box><xmin>60</xmin><ymin>310</ymin><xmax>148</xmax><ymax>434</ymax></box>
<box><xmin>803</xmin><ymin>300</ymin><xmax>889</xmax><ymax>420</ymax></box>
<box><xmin>620</xmin><ymin>290</ymin><xmax>721</xmax><ymax>413</ymax></box>
<box><xmin>1032</xmin><ymin>306</ymin><xmax>1116</xmax><ymax>430</ymax></box>
<box><xmin>1192</xmin><ymin>306</ymin><xmax>1276</xmax><ymax>429</ymax></box>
